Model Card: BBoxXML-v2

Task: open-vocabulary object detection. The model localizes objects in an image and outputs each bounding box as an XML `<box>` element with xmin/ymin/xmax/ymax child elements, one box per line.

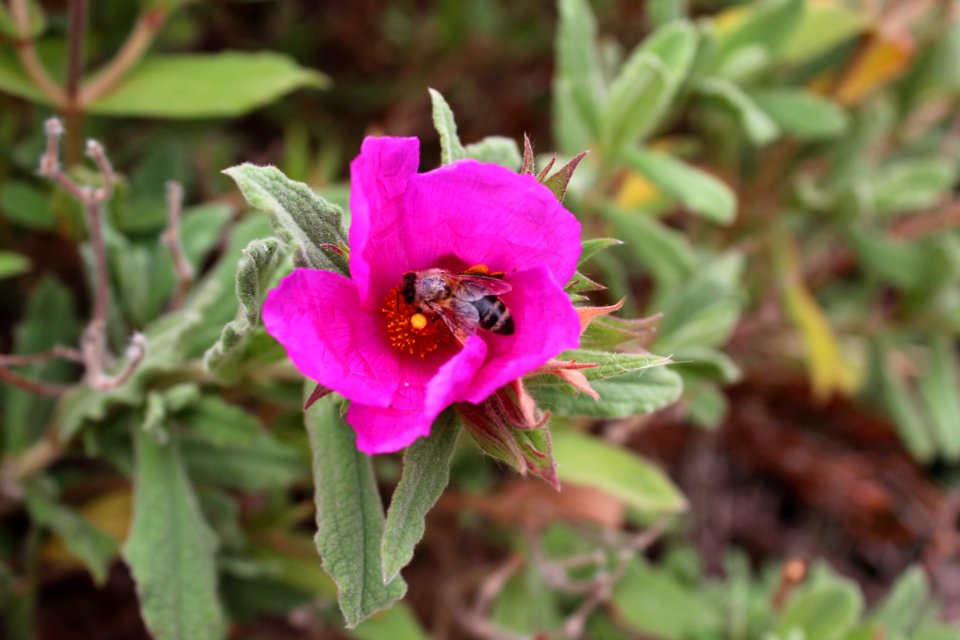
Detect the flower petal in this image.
<box><xmin>262</xmin><ymin>268</ymin><xmax>400</xmax><ymax>407</ymax></box>
<box><xmin>349</xmin><ymin>136</ymin><xmax>421</xmax><ymax>305</ymax></box>
<box><xmin>403</xmin><ymin>160</ymin><xmax>582</xmax><ymax>283</ymax></box>
<box><xmin>463</xmin><ymin>265</ymin><xmax>581</xmax><ymax>403</ymax></box>
<box><xmin>348</xmin><ymin>336</ymin><xmax>486</xmax><ymax>454</ymax></box>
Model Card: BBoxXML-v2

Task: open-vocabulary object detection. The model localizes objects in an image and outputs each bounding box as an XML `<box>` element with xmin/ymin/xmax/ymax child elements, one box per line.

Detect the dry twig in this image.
<box><xmin>162</xmin><ymin>181</ymin><xmax>194</xmax><ymax>309</ymax></box>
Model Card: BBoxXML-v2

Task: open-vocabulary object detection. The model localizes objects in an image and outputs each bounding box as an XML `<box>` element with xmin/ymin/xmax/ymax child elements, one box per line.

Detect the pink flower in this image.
<box><xmin>262</xmin><ymin>137</ymin><xmax>582</xmax><ymax>454</ymax></box>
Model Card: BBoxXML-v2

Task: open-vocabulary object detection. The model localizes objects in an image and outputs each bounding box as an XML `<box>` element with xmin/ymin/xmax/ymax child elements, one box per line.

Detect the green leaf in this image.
<box><xmin>54</xmin><ymin>279</ymin><xmax>218</xmax><ymax>442</ymax></box>
<box><xmin>381</xmin><ymin>412</ymin><xmax>461</xmax><ymax>584</ymax></box>
<box><xmin>602</xmin><ymin>52</ymin><xmax>670</xmax><ymax>152</ymax></box>
<box><xmin>553</xmin><ymin>0</ymin><xmax>606</xmax><ymax>152</ymax></box>
<box><xmin>3</xmin><ymin>277</ymin><xmax>79</xmax><ymax>453</ymax></box>
<box><xmin>179</xmin><ymin>396</ymin><xmax>304</xmax><ymax>491</ymax></box>
<box><xmin>463</xmin><ymin>136</ymin><xmax>521</xmax><ymax>169</ymax></box>
<box><xmin>697</xmin><ymin>78</ymin><xmax>780</xmax><ymax>145</ymax></box>
<box><xmin>751</xmin><ymin>89</ymin><xmax>849</xmax><ymax>140</ymax></box>
<box><xmin>870</xmin><ymin>566</ymin><xmax>929</xmax><ymax>635</ymax></box>
<box><xmin>779</xmin><ymin>1</ymin><xmax>868</xmax><ymax>65</ymax></box>
<box><xmin>23</xmin><ymin>484</ymin><xmax>117</xmax><ymax>586</ymax></box>
<box><xmin>428</xmin><ymin>88</ymin><xmax>465</xmax><ymax>165</ymax></box>
<box><xmin>612</xmin><ymin>559</ymin><xmax>719</xmax><ymax>638</ymax></box>
<box><xmin>223</xmin><ymin>163</ymin><xmax>346</xmax><ymax>272</ymax></box>
<box><xmin>872</xmin><ymin>157</ymin><xmax>956</xmax><ymax>217</ymax></box>
<box><xmin>599</xmin><ymin>204</ymin><xmax>697</xmax><ymax>286</ymax></box>
<box><xmin>578</xmin><ymin>237</ymin><xmax>623</xmax><ymax>267</ymax></box>
<box><xmin>205</xmin><ymin>238</ymin><xmax>287</xmax><ymax>380</ymax></box>
<box><xmin>653</xmin><ymin>253</ymin><xmax>743</xmax><ymax>352</ymax></box>
<box><xmin>305</xmin><ymin>392</ymin><xmax>406</xmax><ymax>628</ymax></box>
<box><xmin>87</xmin><ymin>53</ymin><xmax>327</xmax><ymax>118</ymax></box>
<box><xmin>870</xmin><ymin>341</ymin><xmax>936</xmax><ymax>463</ymax></box>
<box><xmin>0</xmin><ymin>181</ymin><xmax>55</xmax><ymax>230</ymax></box>
<box><xmin>0</xmin><ymin>252</ymin><xmax>31</xmax><ymax>279</ymax></box>
<box><xmin>553</xmin><ymin>430</ymin><xmax>686</xmax><ymax>514</ymax></box>
<box><xmin>124</xmin><ymin>429</ymin><xmax>226</xmax><ymax>640</ymax></box>
<box><xmin>919</xmin><ymin>339</ymin><xmax>960</xmax><ymax>461</ymax></box>
<box><xmin>622</xmin><ymin>147</ymin><xmax>736</xmax><ymax>224</ymax></box>
<box><xmin>0</xmin><ymin>51</ymin><xmax>47</xmax><ymax>103</ymax></box>
<box><xmin>777</xmin><ymin>582</ymin><xmax>862</xmax><ymax>640</ymax></box>
<box><xmin>713</xmin><ymin>0</ymin><xmax>803</xmax><ymax>69</ymax></box>
<box><xmin>529</xmin><ymin>351</ymin><xmax>683</xmax><ymax>419</ymax></box>
<box><xmin>350</xmin><ymin>602</ymin><xmax>429</xmax><ymax>640</ymax></box>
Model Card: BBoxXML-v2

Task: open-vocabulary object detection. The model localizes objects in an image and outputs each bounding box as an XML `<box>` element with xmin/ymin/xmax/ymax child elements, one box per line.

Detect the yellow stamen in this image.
<box><xmin>381</xmin><ymin>286</ymin><xmax>453</xmax><ymax>358</ymax></box>
<box><xmin>410</xmin><ymin>313</ymin><xmax>428</xmax><ymax>330</ymax></box>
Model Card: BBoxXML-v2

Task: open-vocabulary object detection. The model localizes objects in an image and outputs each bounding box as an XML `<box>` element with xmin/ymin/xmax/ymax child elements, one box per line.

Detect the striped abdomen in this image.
<box><xmin>470</xmin><ymin>295</ymin><xmax>514</xmax><ymax>335</ymax></box>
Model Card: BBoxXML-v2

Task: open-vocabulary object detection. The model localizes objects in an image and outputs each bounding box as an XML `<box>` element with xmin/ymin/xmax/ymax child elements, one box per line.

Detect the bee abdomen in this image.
<box><xmin>472</xmin><ymin>296</ymin><xmax>514</xmax><ymax>335</ymax></box>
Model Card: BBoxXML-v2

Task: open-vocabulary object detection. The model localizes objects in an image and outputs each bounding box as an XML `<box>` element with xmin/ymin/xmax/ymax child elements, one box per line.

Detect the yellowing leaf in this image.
<box><xmin>835</xmin><ymin>34</ymin><xmax>914</xmax><ymax>105</ymax></box>
<box><xmin>616</xmin><ymin>171</ymin><xmax>661</xmax><ymax>208</ymax></box>
<box><xmin>712</xmin><ymin>5</ymin><xmax>749</xmax><ymax>34</ymax></box>
<box><xmin>779</xmin><ymin>241</ymin><xmax>859</xmax><ymax>400</ymax></box>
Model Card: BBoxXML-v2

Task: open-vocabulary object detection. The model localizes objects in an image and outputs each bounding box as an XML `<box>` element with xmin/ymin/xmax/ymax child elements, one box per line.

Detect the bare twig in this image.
<box><xmin>458</xmin><ymin>555</ymin><xmax>529</xmax><ymax>640</ymax></box>
<box><xmin>8</xmin><ymin>0</ymin><xmax>66</xmax><ymax>106</ymax></box>
<box><xmin>0</xmin><ymin>346</ymin><xmax>82</xmax><ymax>366</ymax></box>
<box><xmin>65</xmin><ymin>0</ymin><xmax>88</xmax><ymax>104</ymax></box>
<box><xmin>0</xmin><ymin>366</ymin><xmax>73</xmax><ymax>396</ymax></box>
<box><xmin>37</xmin><ymin>118</ymin><xmax>147</xmax><ymax>392</ymax></box>
<box><xmin>79</xmin><ymin>9</ymin><xmax>167</xmax><ymax>106</ymax></box>
<box><xmin>162</xmin><ymin>181</ymin><xmax>194</xmax><ymax>309</ymax></box>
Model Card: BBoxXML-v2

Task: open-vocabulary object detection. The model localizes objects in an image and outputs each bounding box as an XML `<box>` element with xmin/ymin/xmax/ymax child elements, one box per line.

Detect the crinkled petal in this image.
<box><xmin>262</xmin><ymin>268</ymin><xmax>399</xmax><ymax>407</ymax></box>
<box><xmin>463</xmin><ymin>265</ymin><xmax>581</xmax><ymax>403</ymax></box>
<box><xmin>349</xmin><ymin>136</ymin><xmax>420</xmax><ymax>305</ymax></box>
<box><xmin>348</xmin><ymin>336</ymin><xmax>487</xmax><ymax>454</ymax></box>
<box><xmin>403</xmin><ymin>160</ymin><xmax>582</xmax><ymax>283</ymax></box>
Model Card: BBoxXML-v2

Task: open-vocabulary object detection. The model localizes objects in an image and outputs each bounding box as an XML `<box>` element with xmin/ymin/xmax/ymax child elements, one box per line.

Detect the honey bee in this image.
<box><xmin>402</xmin><ymin>266</ymin><xmax>514</xmax><ymax>344</ymax></box>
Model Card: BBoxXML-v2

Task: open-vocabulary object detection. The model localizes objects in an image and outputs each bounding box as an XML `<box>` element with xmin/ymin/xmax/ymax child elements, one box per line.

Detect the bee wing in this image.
<box><xmin>428</xmin><ymin>299</ymin><xmax>480</xmax><ymax>345</ymax></box>
<box><xmin>452</xmin><ymin>274</ymin><xmax>513</xmax><ymax>301</ymax></box>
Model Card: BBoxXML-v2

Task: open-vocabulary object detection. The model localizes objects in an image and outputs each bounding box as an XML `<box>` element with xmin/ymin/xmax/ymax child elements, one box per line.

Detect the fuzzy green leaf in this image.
<box><xmin>602</xmin><ymin>53</ymin><xmax>670</xmax><ymax>152</ymax></box>
<box><xmin>428</xmin><ymin>89</ymin><xmax>465</xmax><ymax>165</ymax></box>
<box><xmin>3</xmin><ymin>277</ymin><xmax>79</xmax><ymax>452</ymax></box>
<box><xmin>124</xmin><ymin>429</ymin><xmax>226</xmax><ymax>640</ymax></box>
<box><xmin>530</xmin><ymin>357</ymin><xmax>683</xmax><ymax>418</ymax></box>
<box><xmin>918</xmin><ymin>339</ymin><xmax>960</xmax><ymax>461</ymax></box>
<box><xmin>870</xmin><ymin>566</ymin><xmax>929</xmax><ymax>634</ymax></box>
<box><xmin>180</xmin><ymin>396</ymin><xmax>304</xmax><ymax>491</ymax></box>
<box><xmin>224</xmin><ymin>164</ymin><xmax>346</xmax><ymax>272</ymax></box>
<box><xmin>622</xmin><ymin>148</ymin><xmax>736</xmax><ymax>224</ymax></box>
<box><xmin>463</xmin><ymin>136</ymin><xmax>522</xmax><ymax>169</ymax></box>
<box><xmin>381</xmin><ymin>411</ymin><xmax>461</xmax><ymax>583</ymax></box>
<box><xmin>305</xmin><ymin>392</ymin><xmax>406</xmax><ymax>627</ymax></box>
<box><xmin>552</xmin><ymin>430</ymin><xmax>686</xmax><ymax>514</ymax></box>
<box><xmin>578</xmin><ymin>238</ymin><xmax>623</xmax><ymax>267</ymax></box>
<box><xmin>751</xmin><ymin>89</ymin><xmax>849</xmax><ymax>140</ymax></box>
<box><xmin>24</xmin><ymin>484</ymin><xmax>117</xmax><ymax>585</ymax></box>
<box><xmin>777</xmin><ymin>581</ymin><xmax>862</xmax><ymax>640</ymax></box>
<box><xmin>205</xmin><ymin>237</ymin><xmax>287</xmax><ymax>379</ymax></box>
<box><xmin>698</xmin><ymin>78</ymin><xmax>780</xmax><ymax>145</ymax></box>
<box><xmin>0</xmin><ymin>181</ymin><xmax>55</xmax><ymax>230</ymax></box>
<box><xmin>553</xmin><ymin>0</ymin><xmax>606</xmax><ymax>152</ymax></box>
<box><xmin>87</xmin><ymin>53</ymin><xmax>327</xmax><ymax>118</ymax></box>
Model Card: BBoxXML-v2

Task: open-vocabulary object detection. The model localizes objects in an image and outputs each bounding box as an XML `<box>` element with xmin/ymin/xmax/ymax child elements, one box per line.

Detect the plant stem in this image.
<box><xmin>79</xmin><ymin>9</ymin><xmax>167</xmax><ymax>106</ymax></box>
<box><xmin>65</xmin><ymin>0</ymin><xmax>88</xmax><ymax>104</ymax></box>
<box><xmin>162</xmin><ymin>181</ymin><xmax>194</xmax><ymax>309</ymax></box>
<box><xmin>8</xmin><ymin>0</ymin><xmax>66</xmax><ymax>106</ymax></box>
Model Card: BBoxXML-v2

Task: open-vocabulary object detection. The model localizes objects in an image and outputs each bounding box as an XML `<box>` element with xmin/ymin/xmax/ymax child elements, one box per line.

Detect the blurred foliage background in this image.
<box><xmin>1</xmin><ymin>0</ymin><xmax>960</xmax><ymax>639</ymax></box>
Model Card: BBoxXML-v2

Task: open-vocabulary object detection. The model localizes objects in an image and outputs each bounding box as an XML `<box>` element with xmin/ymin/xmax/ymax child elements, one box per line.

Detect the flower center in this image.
<box><xmin>381</xmin><ymin>285</ymin><xmax>453</xmax><ymax>357</ymax></box>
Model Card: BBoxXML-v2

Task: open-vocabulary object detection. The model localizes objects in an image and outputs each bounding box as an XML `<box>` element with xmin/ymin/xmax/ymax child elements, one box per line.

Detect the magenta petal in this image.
<box><xmin>347</xmin><ymin>336</ymin><xmax>486</xmax><ymax>454</ymax></box>
<box><xmin>262</xmin><ymin>268</ymin><xmax>399</xmax><ymax>407</ymax></box>
<box><xmin>403</xmin><ymin>161</ymin><xmax>582</xmax><ymax>283</ymax></box>
<box><xmin>463</xmin><ymin>265</ymin><xmax>581</xmax><ymax>403</ymax></box>
<box><xmin>349</xmin><ymin>136</ymin><xmax>421</xmax><ymax>305</ymax></box>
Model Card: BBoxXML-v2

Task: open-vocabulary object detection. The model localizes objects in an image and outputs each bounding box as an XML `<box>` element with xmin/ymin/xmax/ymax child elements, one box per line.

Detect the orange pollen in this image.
<box><xmin>381</xmin><ymin>286</ymin><xmax>453</xmax><ymax>358</ymax></box>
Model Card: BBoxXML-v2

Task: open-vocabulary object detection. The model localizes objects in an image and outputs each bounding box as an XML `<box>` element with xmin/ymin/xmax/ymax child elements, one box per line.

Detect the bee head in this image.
<box><xmin>402</xmin><ymin>272</ymin><xmax>417</xmax><ymax>304</ymax></box>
